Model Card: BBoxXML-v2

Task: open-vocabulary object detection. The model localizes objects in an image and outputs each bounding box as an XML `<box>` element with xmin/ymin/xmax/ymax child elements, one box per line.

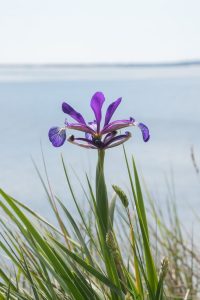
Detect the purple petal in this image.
<box><xmin>105</xmin><ymin>132</ymin><xmax>131</xmax><ymax>149</ymax></box>
<box><xmin>90</xmin><ymin>92</ymin><xmax>105</xmax><ymax>132</ymax></box>
<box><xmin>104</xmin><ymin>98</ymin><xmax>122</xmax><ymax>126</ymax></box>
<box><xmin>67</xmin><ymin>135</ymin><xmax>97</xmax><ymax>149</ymax></box>
<box><xmin>49</xmin><ymin>127</ymin><xmax>66</xmax><ymax>147</ymax></box>
<box><xmin>103</xmin><ymin>131</ymin><xmax>117</xmax><ymax>143</ymax></box>
<box><xmin>85</xmin><ymin>133</ymin><xmax>92</xmax><ymax>140</ymax></box>
<box><xmin>137</xmin><ymin>122</ymin><xmax>150</xmax><ymax>142</ymax></box>
<box><xmin>85</xmin><ymin>120</ymin><xmax>97</xmax><ymax>140</ymax></box>
<box><xmin>76</xmin><ymin>136</ymin><xmax>105</xmax><ymax>149</ymax></box>
<box><xmin>65</xmin><ymin>120</ymin><xmax>95</xmax><ymax>135</ymax></box>
<box><xmin>62</xmin><ymin>102</ymin><xmax>86</xmax><ymax>124</ymax></box>
<box><xmin>88</xmin><ymin>120</ymin><xmax>97</xmax><ymax>131</ymax></box>
<box><xmin>101</xmin><ymin>118</ymin><xmax>135</xmax><ymax>134</ymax></box>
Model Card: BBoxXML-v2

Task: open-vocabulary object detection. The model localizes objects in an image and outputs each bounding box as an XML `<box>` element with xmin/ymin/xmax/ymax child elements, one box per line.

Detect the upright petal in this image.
<box><xmin>104</xmin><ymin>97</ymin><xmax>122</xmax><ymax>126</ymax></box>
<box><xmin>85</xmin><ymin>120</ymin><xmax>97</xmax><ymax>140</ymax></box>
<box><xmin>49</xmin><ymin>127</ymin><xmax>66</xmax><ymax>147</ymax></box>
<box><xmin>85</xmin><ymin>133</ymin><xmax>92</xmax><ymax>140</ymax></box>
<box><xmin>90</xmin><ymin>92</ymin><xmax>105</xmax><ymax>132</ymax></box>
<box><xmin>62</xmin><ymin>102</ymin><xmax>86</xmax><ymax>124</ymax></box>
<box><xmin>88</xmin><ymin>120</ymin><xmax>97</xmax><ymax>131</ymax></box>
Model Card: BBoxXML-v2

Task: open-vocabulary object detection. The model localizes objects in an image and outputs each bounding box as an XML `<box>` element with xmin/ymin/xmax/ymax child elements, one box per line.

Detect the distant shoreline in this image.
<box><xmin>0</xmin><ymin>60</ymin><xmax>200</xmax><ymax>69</ymax></box>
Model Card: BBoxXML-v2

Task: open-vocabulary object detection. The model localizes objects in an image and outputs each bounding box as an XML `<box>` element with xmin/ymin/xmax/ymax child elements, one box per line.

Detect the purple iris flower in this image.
<box><xmin>48</xmin><ymin>92</ymin><xmax>150</xmax><ymax>149</ymax></box>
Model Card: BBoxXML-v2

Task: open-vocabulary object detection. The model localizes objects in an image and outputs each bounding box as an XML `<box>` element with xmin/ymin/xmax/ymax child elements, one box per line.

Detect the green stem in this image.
<box><xmin>96</xmin><ymin>149</ymin><xmax>108</xmax><ymax>235</ymax></box>
<box><xmin>95</xmin><ymin>150</ymin><xmax>124</xmax><ymax>299</ymax></box>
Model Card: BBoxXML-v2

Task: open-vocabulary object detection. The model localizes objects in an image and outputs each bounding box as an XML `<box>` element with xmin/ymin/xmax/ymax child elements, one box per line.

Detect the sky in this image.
<box><xmin>0</xmin><ymin>0</ymin><xmax>200</xmax><ymax>64</ymax></box>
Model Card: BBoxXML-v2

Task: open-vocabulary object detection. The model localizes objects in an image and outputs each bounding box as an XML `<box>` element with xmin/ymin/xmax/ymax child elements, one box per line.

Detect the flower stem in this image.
<box><xmin>96</xmin><ymin>149</ymin><xmax>108</xmax><ymax>235</ymax></box>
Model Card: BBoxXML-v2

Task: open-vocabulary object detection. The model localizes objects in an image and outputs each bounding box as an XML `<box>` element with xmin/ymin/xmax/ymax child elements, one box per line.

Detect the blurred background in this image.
<box><xmin>0</xmin><ymin>0</ymin><xmax>200</xmax><ymax>225</ymax></box>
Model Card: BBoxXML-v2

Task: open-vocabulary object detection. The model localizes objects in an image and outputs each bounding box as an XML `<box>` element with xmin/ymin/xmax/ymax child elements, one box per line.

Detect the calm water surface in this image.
<box><xmin>0</xmin><ymin>66</ymin><xmax>200</xmax><ymax>229</ymax></box>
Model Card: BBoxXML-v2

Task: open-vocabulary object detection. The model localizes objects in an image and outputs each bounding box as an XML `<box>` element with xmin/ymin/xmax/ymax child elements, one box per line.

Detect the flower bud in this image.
<box><xmin>106</xmin><ymin>231</ymin><xmax>116</xmax><ymax>251</ymax></box>
<box><xmin>112</xmin><ymin>185</ymin><xmax>129</xmax><ymax>208</ymax></box>
<box><xmin>159</xmin><ymin>257</ymin><xmax>169</xmax><ymax>279</ymax></box>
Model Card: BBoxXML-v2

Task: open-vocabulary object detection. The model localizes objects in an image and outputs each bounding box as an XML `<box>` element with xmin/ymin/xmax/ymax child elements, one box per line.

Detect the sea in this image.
<box><xmin>0</xmin><ymin>65</ymin><xmax>200</xmax><ymax>232</ymax></box>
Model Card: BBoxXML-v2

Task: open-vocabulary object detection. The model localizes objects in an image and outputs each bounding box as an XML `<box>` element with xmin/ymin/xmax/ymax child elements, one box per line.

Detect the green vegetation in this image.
<box><xmin>0</xmin><ymin>147</ymin><xmax>199</xmax><ymax>299</ymax></box>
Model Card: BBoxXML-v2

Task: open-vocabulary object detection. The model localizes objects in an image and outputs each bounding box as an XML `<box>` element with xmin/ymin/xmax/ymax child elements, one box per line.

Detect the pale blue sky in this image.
<box><xmin>0</xmin><ymin>0</ymin><xmax>200</xmax><ymax>63</ymax></box>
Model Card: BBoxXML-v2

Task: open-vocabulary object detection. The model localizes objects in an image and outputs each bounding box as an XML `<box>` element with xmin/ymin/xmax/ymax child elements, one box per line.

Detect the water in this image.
<box><xmin>0</xmin><ymin>65</ymin><xmax>200</xmax><ymax>229</ymax></box>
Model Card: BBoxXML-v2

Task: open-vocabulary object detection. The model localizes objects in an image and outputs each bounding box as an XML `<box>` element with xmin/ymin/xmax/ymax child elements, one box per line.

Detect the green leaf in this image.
<box><xmin>109</xmin><ymin>194</ymin><xmax>117</xmax><ymax>227</ymax></box>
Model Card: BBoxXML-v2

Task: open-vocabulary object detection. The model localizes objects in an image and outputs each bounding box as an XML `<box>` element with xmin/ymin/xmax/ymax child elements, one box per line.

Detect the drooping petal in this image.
<box><xmin>67</xmin><ymin>135</ymin><xmax>97</xmax><ymax>149</ymax></box>
<box><xmin>65</xmin><ymin>120</ymin><xmax>95</xmax><ymax>135</ymax></box>
<box><xmin>48</xmin><ymin>127</ymin><xmax>66</xmax><ymax>147</ymax></box>
<box><xmin>77</xmin><ymin>136</ymin><xmax>104</xmax><ymax>149</ymax></box>
<box><xmin>62</xmin><ymin>102</ymin><xmax>86</xmax><ymax>124</ymax></box>
<box><xmin>105</xmin><ymin>132</ymin><xmax>132</xmax><ymax>149</ymax></box>
<box><xmin>90</xmin><ymin>92</ymin><xmax>105</xmax><ymax>132</ymax></box>
<box><xmin>101</xmin><ymin>118</ymin><xmax>135</xmax><ymax>134</ymax></box>
<box><xmin>135</xmin><ymin>122</ymin><xmax>150</xmax><ymax>142</ymax></box>
<box><xmin>104</xmin><ymin>98</ymin><xmax>122</xmax><ymax>126</ymax></box>
<box><xmin>103</xmin><ymin>131</ymin><xmax>117</xmax><ymax>143</ymax></box>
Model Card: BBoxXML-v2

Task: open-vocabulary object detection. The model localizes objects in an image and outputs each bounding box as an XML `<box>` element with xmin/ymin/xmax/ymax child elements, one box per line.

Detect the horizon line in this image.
<box><xmin>0</xmin><ymin>59</ymin><xmax>200</xmax><ymax>68</ymax></box>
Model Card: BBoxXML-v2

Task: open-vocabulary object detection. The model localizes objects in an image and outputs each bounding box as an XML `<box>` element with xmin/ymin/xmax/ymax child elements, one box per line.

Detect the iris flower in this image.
<box><xmin>49</xmin><ymin>92</ymin><xmax>150</xmax><ymax>149</ymax></box>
